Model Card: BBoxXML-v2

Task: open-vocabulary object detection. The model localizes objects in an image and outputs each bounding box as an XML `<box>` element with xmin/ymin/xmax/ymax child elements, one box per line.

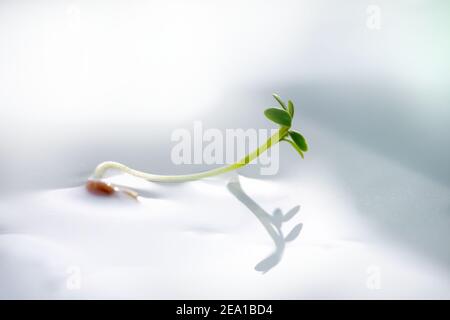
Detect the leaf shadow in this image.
<box><xmin>227</xmin><ymin>175</ymin><xmax>303</xmax><ymax>274</ymax></box>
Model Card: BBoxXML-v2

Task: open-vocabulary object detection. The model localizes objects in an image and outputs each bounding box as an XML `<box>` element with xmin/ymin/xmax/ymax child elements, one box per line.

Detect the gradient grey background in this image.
<box><xmin>0</xmin><ymin>0</ymin><xmax>449</xmax><ymax>298</ymax></box>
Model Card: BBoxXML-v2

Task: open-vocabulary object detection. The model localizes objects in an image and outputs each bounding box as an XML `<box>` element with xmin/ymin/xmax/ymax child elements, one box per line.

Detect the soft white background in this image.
<box><xmin>0</xmin><ymin>0</ymin><xmax>449</xmax><ymax>299</ymax></box>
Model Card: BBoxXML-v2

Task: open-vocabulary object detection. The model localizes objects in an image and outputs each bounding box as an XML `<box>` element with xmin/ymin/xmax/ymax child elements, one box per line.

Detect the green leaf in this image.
<box><xmin>289</xmin><ymin>131</ymin><xmax>308</xmax><ymax>152</ymax></box>
<box><xmin>272</xmin><ymin>93</ymin><xmax>287</xmax><ymax>110</ymax></box>
<box><xmin>287</xmin><ymin>100</ymin><xmax>294</xmax><ymax>117</ymax></box>
<box><xmin>264</xmin><ymin>108</ymin><xmax>292</xmax><ymax>127</ymax></box>
<box><xmin>284</xmin><ymin>139</ymin><xmax>304</xmax><ymax>159</ymax></box>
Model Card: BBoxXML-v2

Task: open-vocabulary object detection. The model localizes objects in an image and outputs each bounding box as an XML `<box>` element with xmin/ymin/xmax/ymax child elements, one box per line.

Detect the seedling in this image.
<box><xmin>87</xmin><ymin>94</ymin><xmax>308</xmax><ymax>195</ymax></box>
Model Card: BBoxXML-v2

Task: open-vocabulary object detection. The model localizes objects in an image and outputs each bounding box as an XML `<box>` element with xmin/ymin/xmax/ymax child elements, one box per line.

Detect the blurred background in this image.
<box><xmin>0</xmin><ymin>0</ymin><xmax>449</xmax><ymax>297</ymax></box>
<box><xmin>1</xmin><ymin>0</ymin><xmax>449</xmax><ymax>187</ymax></box>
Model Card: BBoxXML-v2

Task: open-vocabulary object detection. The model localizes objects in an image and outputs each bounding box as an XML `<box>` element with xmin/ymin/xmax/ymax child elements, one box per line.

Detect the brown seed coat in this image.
<box><xmin>86</xmin><ymin>180</ymin><xmax>115</xmax><ymax>196</ymax></box>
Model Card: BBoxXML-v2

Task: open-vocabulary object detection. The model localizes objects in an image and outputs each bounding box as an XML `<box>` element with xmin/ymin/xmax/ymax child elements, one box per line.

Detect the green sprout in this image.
<box><xmin>87</xmin><ymin>94</ymin><xmax>308</xmax><ymax>192</ymax></box>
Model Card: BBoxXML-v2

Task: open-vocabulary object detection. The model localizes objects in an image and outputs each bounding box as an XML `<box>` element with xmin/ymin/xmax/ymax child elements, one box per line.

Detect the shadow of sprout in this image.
<box><xmin>227</xmin><ymin>175</ymin><xmax>303</xmax><ymax>274</ymax></box>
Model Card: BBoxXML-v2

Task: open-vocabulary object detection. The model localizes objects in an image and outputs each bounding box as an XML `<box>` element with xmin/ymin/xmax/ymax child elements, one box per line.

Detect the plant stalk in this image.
<box><xmin>93</xmin><ymin>127</ymin><xmax>289</xmax><ymax>182</ymax></box>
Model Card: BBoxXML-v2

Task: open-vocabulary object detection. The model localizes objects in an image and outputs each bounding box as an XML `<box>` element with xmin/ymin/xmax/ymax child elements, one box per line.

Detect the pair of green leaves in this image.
<box><xmin>264</xmin><ymin>94</ymin><xmax>294</xmax><ymax>127</ymax></box>
<box><xmin>284</xmin><ymin>131</ymin><xmax>308</xmax><ymax>158</ymax></box>
<box><xmin>264</xmin><ymin>93</ymin><xmax>308</xmax><ymax>158</ymax></box>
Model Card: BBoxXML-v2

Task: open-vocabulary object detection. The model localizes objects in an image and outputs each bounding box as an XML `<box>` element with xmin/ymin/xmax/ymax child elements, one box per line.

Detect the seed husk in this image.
<box><xmin>86</xmin><ymin>180</ymin><xmax>116</xmax><ymax>196</ymax></box>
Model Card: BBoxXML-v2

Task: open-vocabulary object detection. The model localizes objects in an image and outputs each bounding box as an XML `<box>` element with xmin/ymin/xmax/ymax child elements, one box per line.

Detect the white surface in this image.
<box><xmin>0</xmin><ymin>0</ymin><xmax>449</xmax><ymax>299</ymax></box>
<box><xmin>1</xmin><ymin>140</ymin><xmax>449</xmax><ymax>299</ymax></box>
